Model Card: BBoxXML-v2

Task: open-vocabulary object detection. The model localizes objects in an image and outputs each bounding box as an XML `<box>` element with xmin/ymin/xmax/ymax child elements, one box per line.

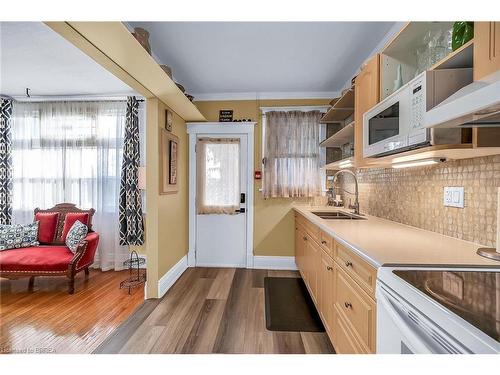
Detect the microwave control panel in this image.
<box><xmin>410</xmin><ymin>76</ymin><xmax>426</xmax><ymax>131</ymax></box>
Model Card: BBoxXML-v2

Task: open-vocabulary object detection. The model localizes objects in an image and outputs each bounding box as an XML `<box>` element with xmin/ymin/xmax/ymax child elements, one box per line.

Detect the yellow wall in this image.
<box><xmin>145</xmin><ymin>98</ymin><xmax>189</xmax><ymax>298</ymax></box>
<box><xmin>195</xmin><ymin>99</ymin><xmax>330</xmax><ymax>257</ymax></box>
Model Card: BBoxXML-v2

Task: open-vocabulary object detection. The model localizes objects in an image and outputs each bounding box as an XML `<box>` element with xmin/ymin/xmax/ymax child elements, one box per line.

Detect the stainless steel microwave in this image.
<box><xmin>363</xmin><ymin>69</ymin><xmax>473</xmax><ymax>158</ymax></box>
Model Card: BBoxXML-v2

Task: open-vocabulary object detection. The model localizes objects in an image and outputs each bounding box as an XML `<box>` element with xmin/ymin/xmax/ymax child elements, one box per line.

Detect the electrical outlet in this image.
<box><xmin>444</xmin><ymin>187</ymin><xmax>464</xmax><ymax>208</ymax></box>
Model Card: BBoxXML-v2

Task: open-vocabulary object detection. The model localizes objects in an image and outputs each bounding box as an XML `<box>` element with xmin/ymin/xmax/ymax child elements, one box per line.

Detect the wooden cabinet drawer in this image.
<box><xmin>334</xmin><ymin>265</ymin><xmax>376</xmax><ymax>353</ymax></box>
<box><xmin>335</xmin><ymin>242</ymin><xmax>377</xmax><ymax>297</ymax></box>
<box><xmin>295</xmin><ymin>214</ymin><xmax>320</xmax><ymax>243</ymax></box>
<box><xmin>332</xmin><ymin>304</ymin><xmax>365</xmax><ymax>354</ymax></box>
<box><xmin>319</xmin><ymin>229</ymin><xmax>334</xmax><ymax>257</ymax></box>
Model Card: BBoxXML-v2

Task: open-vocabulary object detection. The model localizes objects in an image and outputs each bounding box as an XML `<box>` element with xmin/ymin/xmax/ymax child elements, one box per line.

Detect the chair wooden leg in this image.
<box><xmin>28</xmin><ymin>276</ymin><xmax>35</xmax><ymax>291</ymax></box>
<box><xmin>68</xmin><ymin>275</ymin><xmax>75</xmax><ymax>294</ymax></box>
<box><xmin>84</xmin><ymin>267</ymin><xmax>90</xmax><ymax>276</ymax></box>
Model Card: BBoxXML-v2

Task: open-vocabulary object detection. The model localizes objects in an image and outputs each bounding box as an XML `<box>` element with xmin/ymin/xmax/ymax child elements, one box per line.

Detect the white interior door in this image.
<box><xmin>195</xmin><ymin>134</ymin><xmax>248</xmax><ymax>267</ymax></box>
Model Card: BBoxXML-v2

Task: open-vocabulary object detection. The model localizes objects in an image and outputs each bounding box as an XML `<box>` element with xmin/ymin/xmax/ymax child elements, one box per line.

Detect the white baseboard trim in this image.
<box><xmin>195</xmin><ymin>262</ymin><xmax>246</xmax><ymax>268</ymax></box>
<box><xmin>252</xmin><ymin>256</ymin><xmax>297</xmax><ymax>270</ymax></box>
<box><xmin>157</xmin><ymin>255</ymin><xmax>188</xmax><ymax>298</ymax></box>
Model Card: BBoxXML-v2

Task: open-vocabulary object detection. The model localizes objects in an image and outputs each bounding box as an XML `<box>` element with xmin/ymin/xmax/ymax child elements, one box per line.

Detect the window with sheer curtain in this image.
<box><xmin>262</xmin><ymin>110</ymin><xmax>323</xmax><ymax>199</ymax></box>
<box><xmin>11</xmin><ymin>100</ymin><xmax>135</xmax><ymax>270</ymax></box>
<box><xmin>196</xmin><ymin>138</ymin><xmax>240</xmax><ymax>215</ymax></box>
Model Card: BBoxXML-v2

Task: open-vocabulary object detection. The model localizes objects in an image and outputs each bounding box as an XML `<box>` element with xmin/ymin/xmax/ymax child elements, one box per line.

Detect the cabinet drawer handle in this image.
<box><xmin>326</xmin><ymin>266</ymin><xmax>333</xmax><ymax>271</ymax></box>
<box><xmin>345</xmin><ymin>260</ymin><xmax>353</xmax><ymax>267</ymax></box>
<box><xmin>344</xmin><ymin>302</ymin><xmax>352</xmax><ymax>309</ymax></box>
<box><xmin>321</xmin><ymin>240</ymin><xmax>328</xmax><ymax>245</ymax></box>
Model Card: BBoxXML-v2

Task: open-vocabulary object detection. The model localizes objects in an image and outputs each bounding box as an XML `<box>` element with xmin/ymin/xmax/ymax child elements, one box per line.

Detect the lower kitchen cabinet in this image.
<box><xmin>294</xmin><ymin>213</ymin><xmax>377</xmax><ymax>354</ymax></box>
<box><xmin>318</xmin><ymin>250</ymin><xmax>335</xmax><ymax>336</ymax></box>
<box><xmin>334</xmin><ymin>264</ymin><xmax>376</xmax><ymax>353</ymax></box>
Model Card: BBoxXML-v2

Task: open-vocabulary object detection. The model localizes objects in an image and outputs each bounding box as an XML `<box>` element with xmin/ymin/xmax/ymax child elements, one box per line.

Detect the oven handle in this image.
<box><xmin>377</xmin><ymin>286</ymin><xmax>434</xmax><ymax>354</ymax></box>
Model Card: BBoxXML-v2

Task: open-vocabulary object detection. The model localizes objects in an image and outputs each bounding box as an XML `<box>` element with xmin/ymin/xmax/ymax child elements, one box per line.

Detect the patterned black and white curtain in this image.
<box><xmin>0</xmin><ymin>98</ymin><xmax>13</xmax><ymax>225</ymax></box>
<box><xmin>119</xmin><ymin>97</ymin><xmax>145</xmax><ymax>245</ymax></box>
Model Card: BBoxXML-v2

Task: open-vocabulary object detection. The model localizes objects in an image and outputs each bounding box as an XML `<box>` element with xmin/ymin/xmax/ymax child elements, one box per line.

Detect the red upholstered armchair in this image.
<box><xmin>0</xmin><ymin>203</ymin><xmax>99</xmax><ymax>294</ymax></box>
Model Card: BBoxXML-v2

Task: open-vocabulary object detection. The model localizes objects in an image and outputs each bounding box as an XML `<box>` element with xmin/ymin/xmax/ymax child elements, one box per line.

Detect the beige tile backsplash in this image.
<box><xmin>340</xmin><ymin>155</ymin><xmax>500</xmax><ymax>247</ymax></box>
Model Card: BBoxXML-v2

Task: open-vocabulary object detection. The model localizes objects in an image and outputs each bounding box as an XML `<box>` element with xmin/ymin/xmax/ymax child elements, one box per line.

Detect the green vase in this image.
<box><xmin>451</xmin><ymin>22</ymin><xmax>474</xmax><ymax>51</ymax></box>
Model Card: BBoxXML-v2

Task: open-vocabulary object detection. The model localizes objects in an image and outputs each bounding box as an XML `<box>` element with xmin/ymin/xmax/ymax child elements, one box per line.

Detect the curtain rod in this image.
<box><xmin>260</xmin><ymin>105</ymin><xmax>330</xmax><ymax>114</ymax></box>
<box><xmin>10</xmin><ymin>95</ymin><xmax>145</xmax><ymax>103</ymax></box>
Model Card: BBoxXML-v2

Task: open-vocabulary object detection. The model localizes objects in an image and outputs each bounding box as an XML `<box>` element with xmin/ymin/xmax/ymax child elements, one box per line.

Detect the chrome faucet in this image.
<box><xmin>331</xmin><ymin>169</ymin><xmax>360</xmax><ymax>215</ymax></box>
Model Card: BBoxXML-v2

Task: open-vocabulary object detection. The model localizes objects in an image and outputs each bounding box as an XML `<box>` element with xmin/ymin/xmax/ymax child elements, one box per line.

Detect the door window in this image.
<box><xmin>196</xmin><ymin>138</ymin><xmax>240</xmax><ymax>215</ymax></box>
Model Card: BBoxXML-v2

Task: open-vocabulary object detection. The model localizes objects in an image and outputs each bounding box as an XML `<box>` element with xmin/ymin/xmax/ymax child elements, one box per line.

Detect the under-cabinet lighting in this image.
<box><xmin>392</xmin><ymin>158</ymin><xmax>446</xmax><ymax>169</ymax></box>
<box><xmin>338</xmin><ymin>160</ymin><xmax>353</xmax><ymax>169</ymax></box>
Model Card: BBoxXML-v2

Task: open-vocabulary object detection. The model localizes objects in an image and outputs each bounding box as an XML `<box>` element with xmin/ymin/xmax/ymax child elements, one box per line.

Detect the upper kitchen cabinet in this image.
<box><xmin>354</xmin><ymin>54</ymin><xmax>380</xmax><ymax>167</ymax></box>
<box><xmin>380</xmin><ymin>22</ymin><xmax>457</xmax><ymax>101</ymax></box>
<box><xmin>474</xmin><ymin>22</ymin><xmax>500</xmax><ymax>80</ymax></box>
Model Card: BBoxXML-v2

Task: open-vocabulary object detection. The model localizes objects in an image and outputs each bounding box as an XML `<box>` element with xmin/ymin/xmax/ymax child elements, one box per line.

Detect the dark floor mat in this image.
<box><xmin>264</xmin><ymin>277</ymin><xmax>325</xmax><ymax>332</ymax></box>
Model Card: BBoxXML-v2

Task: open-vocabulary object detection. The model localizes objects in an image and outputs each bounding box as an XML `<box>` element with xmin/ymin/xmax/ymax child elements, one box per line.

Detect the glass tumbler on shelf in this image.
<box><xmin>430</xmin><ymin>30</ymin><xmax>449</xmax><ymax>65</ymax></box>
<box><xmin>415</xmin><ymin>45</ymin><xmax>429</xmax><ymax>76</ymax></box>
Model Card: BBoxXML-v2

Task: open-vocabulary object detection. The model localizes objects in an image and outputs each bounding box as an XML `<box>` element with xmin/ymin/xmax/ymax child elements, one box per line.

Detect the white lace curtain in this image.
<box><xmin>197</xmin><ymin>138</ymin><xmax>240</xmax><ymax>215</ymax></box>
<box><xmin>263</xmin><ymin>110</ymin><xmax>322</xmax><ymax>199</ymax></box>
<box><xmin>11</xmin><ymin>100</ymin><xmax>130</xmax><ymax>270</ymax></box>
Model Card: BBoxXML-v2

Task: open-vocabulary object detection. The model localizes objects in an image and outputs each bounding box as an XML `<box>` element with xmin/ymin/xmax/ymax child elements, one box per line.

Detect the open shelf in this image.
<box><xmin>319</xmin><ymin>89</ymin><xmax>354</xmax><ymax>123</ymax></box>
<box><xmin>48</xmin><ymin>22</ymin><xmax>206</xmax><ymax>122</ymax></box>
<box><xmin>380</xmin><ymin>22</ymin><xmax>458</xmax><ymax>100</ymax></box>
<box><xmin>320</xmin><ymin>121</ymin><xmax>354</xmax><ymax>147</ymax></box>
<box><xmin>324</xmin><ymin>157</ymin><xmax>354</xmax><ymax>170</ymax></box>
<box><xmin>430</xmin><ymin>39</ymin><xmax>474</xmax><ymax>70</ymax></box>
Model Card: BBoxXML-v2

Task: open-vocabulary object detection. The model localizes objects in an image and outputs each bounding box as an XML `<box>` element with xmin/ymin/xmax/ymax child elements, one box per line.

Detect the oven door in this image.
<box><xmin>363</xmin><ymin>87</ymin><xmax>410</xmax><ymax>158</ymax></box>
<box><xmin>376</xmin><ymin>282</ymin><xmax>468</xmax><ymax>354</ymax></box>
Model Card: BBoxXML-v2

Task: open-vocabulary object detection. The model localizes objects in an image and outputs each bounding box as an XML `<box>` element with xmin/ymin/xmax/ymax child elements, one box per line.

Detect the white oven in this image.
<box><xmin>376</xmin><ymin>267</ymin><xmax>500</xmax><ymax>354</ymax></box>
<box><xmin>363</xmin><ymin>69</ymin><xmax>473</xmax><ymax>158</ymax></box>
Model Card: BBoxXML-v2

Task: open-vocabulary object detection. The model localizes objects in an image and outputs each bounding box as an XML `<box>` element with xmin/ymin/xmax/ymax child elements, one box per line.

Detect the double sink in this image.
<box><xmin>312</xmin><ymin>211</ymin><xmax>366</xmax><ymax>220</ymax></box>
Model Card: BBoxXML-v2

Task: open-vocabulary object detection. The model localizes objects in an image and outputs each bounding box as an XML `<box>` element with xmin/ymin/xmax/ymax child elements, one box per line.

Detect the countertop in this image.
<box><xmin>293</xmin><ymin>206</ymin><xmax>500</xmax><ymax>269</ymax></box>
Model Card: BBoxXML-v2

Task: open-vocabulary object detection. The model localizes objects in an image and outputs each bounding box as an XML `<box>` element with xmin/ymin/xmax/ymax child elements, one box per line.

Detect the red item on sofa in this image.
<box><xmin>35</xmin><ymin>212</ymin><xmax>60</xmax><ymax>244</ymax></box>
<box><xmin>61</xmin><ymin>212</ymin><xmax>90</xmax><ymax>241</ymax></box>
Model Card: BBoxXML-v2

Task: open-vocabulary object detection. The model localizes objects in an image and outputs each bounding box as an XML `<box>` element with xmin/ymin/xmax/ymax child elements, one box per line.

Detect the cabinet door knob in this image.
<box><xmin>344</xmin><ymin>302</ymin><xmax>352</xmax><ymax>309</ymax></box>
<box><xmin>345</xmin><ymin>260</ymin><xmax>353</xmax><ymax>267</ymax></box>
<box><xmin>327</xmin><ymin>266</ymin><xmax>333</xmax><ymax>271</ymax></box>
<box><xmin>321</xmin><ymin>240</ymin><xmax>327</xmax><ymax>245</ymax></box>
<box><xmin>303</xmin><ymin>236</ymin><xmax>307</xmax><ymax>241</ymax></box>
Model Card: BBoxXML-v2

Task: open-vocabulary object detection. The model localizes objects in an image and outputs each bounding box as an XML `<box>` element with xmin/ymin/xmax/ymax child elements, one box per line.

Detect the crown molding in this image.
<box><xmin>192</xmin><ymin>91</ymin><xmax>340</xmax><ymax>102</ymax></box>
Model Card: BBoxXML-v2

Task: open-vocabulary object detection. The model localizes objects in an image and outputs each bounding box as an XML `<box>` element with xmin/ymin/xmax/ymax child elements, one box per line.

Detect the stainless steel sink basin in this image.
<box><xmin>311</xmin><ymin>211</ymin><xmax>366</xmax><ymax>220</ymax></box>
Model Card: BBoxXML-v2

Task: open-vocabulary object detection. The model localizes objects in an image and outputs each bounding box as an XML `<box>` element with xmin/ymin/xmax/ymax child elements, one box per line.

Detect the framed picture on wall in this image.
<box><xmin>159</xmin><ymin>129</ymin><xmax>179</xmax><ymax>194</ymax></box>
<box><xmin>169</xmin><ymin>139</ymin><xmax>178</xmax><ymax>184</ymax></box>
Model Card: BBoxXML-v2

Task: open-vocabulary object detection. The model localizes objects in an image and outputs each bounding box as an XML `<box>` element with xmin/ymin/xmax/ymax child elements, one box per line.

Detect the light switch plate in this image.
<box><xmin>444</xmin><ymin>186</ymin><xmax>464</xmax><ymax>208</ymax></box>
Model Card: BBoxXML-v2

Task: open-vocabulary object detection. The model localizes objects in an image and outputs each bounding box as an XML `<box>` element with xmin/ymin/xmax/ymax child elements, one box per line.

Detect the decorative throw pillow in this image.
<box><xmin>34</xmin><ymin>212</ymin><xmax>59</xmax><ymax>244</ymax></box>
<box><xmin>61</xmin><ymin>212</ymin><xmax>90</xmax><ymax>241</ymax></box>
<box><xmin>65</xmin><ymin>220</ymin><xmax>88</xmax><ymax>253</ymax></box>
<box><xmin>0</xmin><ymin>222</ymin><xmax>40</xmax><ymax>251</ymax></box>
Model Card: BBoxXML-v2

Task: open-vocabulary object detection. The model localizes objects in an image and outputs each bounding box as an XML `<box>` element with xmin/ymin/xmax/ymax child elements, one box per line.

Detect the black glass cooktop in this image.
<box><xmin>393</xmin><ymin>270</ymin><xmax>500</xmax><ymax>342</ymax></box>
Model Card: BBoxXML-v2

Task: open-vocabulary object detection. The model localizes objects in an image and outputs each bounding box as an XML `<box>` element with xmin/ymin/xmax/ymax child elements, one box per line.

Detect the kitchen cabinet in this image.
<box><xmin>334</xmin><ymin>264</ymin><xmax>376</xmax><ymax>353</ymax></box>
<box><xmin>294</xmin><ymin>213</ymin><xmax>377</xmax><ymax>353</ymax></box>
<box><xmin>354</xmin><ymin>54</ymin><xmax>380</xmax><ymax>167</ymax></box>
<box><xmin>336</xmin><ymin>242</ymin><xmax>377</xmax><ymax>296</ymax></box>
<box><xmin>306</xmin><ymin>236</ymin><xmax>320</xmax><ymax>304</ymax></box>
<box><xmin>295</xmin><ymin>223</ymin><xmax>306</xmax><ymax>276</ymax></box>
<box><xmin>474</xmin><ymin>22</ymin><xmax>500</xmax><ymax>80</ymax></box>
<box><xmin>318</xmin><ymin>250</ymin><xmax>335</xmax><ymax>335</ymax></box>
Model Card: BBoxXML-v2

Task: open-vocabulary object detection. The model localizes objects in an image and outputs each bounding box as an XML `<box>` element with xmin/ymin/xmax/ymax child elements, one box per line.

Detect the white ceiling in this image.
<box><xmin>0</xmin><ymin>22</ymin><xmax>135</xmax><ymax>97</ymax></box>
<box><xmin>129</xmin><ymin>22</ymin><xmax>396</xmax><ymax>99</ymax></box>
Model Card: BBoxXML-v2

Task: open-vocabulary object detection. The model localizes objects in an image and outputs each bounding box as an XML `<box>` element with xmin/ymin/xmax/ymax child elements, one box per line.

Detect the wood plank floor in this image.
<box><xmin>96</xmin><ymin>268</ymin><xmax>335</xmax><ymax>354</ymax></box>
<box><xmin>0</xmin><ymin>269</ymin><xmax>144</xmax><ymax>354</ymax></box>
